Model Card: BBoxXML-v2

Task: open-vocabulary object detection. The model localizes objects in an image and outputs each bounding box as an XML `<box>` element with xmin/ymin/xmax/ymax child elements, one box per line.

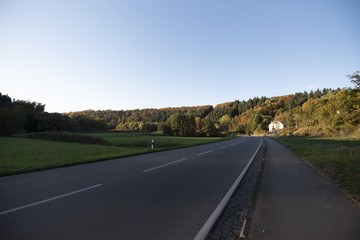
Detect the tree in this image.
<box><xmin>0</xmin><ymin>93</ymin><xmax>12</xmax><ymax>107</ymax></box>
<box><xmin>165</xmin><ymin>113</ymin><xmax>196</xmax><ymax>137</ymax></box>
<box><xmin>347</xmin><ymin>71</ymin><xmax>360</xmax><ymax>89</ymax></box>
<box><xmin>219</xmin><ymin>114</ymin><xmax>231</xmax><ymax>132</ymax></box>
<box><xmin>0</xmin><ymin>106</ymin><xmax>26</xmax><ymax>136</ymax></box>
<box><xmin>12</xmin><ymin>100</ymin><xmax>45</xmax><ymax>132</ymax></box>
<box><xmin>35</xmin><ymin>112</ymin><xmax>71</xmax><ymax>132</ymax></box>
<box><xmin>201</xmin><ymin>117</ymin><xmax>218</xmax><ymax>137</ymax></box>
<box><xmin>260</xmin><ymin>116</ymin><xmax>272</xmax><ymax>131</ymax></box>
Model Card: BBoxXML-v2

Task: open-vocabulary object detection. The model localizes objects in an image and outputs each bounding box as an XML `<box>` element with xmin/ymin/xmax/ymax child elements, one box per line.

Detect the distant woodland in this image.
<box><xmin>0</xmin><ymin>95</ymin><xmax>107</xmax><ymax>136</ymax></box>
<box><xmin>1</xmin><ymin>72</ymin><xmax>359</xmax><ymax>138</ymax></box>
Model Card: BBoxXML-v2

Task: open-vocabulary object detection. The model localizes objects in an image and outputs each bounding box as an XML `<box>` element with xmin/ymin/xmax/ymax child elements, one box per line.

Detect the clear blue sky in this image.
<box><xmin>1</xmin><ymin>0</ymin><xmax>359</xmax><ymax>113</ymax></box>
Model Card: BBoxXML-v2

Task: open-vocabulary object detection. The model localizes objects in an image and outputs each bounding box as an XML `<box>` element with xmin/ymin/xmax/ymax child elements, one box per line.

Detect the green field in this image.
<box><xmin>275</xmin><ymin>137</ymin><xmax>360</xmax><ymax>198</ymax></box>
<box><xmin>87</xmin><ymin>132</ymin><xmax>223</xmax><ymax>148</ymax></box>
<box><xmin>0</xmin><ymin>133</ymin><xmax>224</xmax><ymax>176</ymax></box>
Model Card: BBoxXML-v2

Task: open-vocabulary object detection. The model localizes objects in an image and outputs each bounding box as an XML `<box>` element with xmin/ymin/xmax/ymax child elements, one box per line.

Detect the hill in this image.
<box><xmin>1</xmin><ymin>84</ymin><xmax>359</xmax><ymax>138</ymax></box>
<box><xmin>63</xmin><ymin>87</ymin><xmax>359</xmax><ymax>138</ymax></box>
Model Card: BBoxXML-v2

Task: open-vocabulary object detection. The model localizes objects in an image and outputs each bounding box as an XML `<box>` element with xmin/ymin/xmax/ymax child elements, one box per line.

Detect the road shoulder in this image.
<box><xmin>247</xmin><ymin>137</ymin><xmax>360</xmax><ymax>240</ymax></box>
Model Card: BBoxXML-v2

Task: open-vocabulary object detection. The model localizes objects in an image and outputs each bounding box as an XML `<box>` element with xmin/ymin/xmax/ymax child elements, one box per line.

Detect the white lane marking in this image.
<box><xmin>197</xmin><ymin>150</ymin><xmax>214</xmax><ymax>156</ymax></box>
<box><xmin>217</xmin><ymin>146</ymin><xmax>228</xmax><ymax>150</ymax></box>
<box><xmin>143</xmin><ymin>158</ymin><xmax>186</xmax><ymax>173</ymax></box>
<box><xmin>194</xmin><ymin>138</ymin><xmax>263</xmax><ymax>240</ymax></box>
<box><xmin>0</xmin><ymin>184</ymin><xmax>103</xmax><ymax>216</ymax></box>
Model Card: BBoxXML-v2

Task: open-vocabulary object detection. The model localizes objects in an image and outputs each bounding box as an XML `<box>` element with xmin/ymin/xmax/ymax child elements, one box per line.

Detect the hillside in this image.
<box><xmin>1</xmin><ymin>83</ymin><xmax>359</xmax><ymax>138</ymax></box>
<box><xmin>64</xmin><ymin>87</ymin><xmax>359</xmax><ymax>138</ymax></box>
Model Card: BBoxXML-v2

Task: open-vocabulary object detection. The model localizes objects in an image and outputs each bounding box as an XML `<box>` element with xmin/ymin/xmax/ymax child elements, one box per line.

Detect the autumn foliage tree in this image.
<box><xmin>2</xmin><ymin>71</ymin><xmax>359</xmax><ymax>138</ymax></box>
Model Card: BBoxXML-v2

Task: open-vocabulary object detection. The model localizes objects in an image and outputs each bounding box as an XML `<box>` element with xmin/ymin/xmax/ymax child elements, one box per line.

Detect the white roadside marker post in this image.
<box><xmin>151</xmin><ymin>139</ymin><xmax>154</xmax><ymax>150</ymax></box>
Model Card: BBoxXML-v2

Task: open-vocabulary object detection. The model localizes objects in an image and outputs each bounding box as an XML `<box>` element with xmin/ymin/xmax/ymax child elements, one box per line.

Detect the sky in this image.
<box><xmin>0</xmin><ymin>0</ymin><xmax>359</xmax><ymax>113</ymax></box>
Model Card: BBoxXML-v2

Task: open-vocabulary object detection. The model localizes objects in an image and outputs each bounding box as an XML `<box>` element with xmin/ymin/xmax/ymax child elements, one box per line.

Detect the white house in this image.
<box><xmin>269</xmin><ymin>121</ymin><xmax>284</xmax><ymax>132</ymax></box>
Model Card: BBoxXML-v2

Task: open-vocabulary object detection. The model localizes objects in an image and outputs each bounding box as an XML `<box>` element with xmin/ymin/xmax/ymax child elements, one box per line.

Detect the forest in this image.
<box><xmin>0</xmin><ymin>93</ymin><xmax>107</xmax><ymax>136</ymax></box>
<box><xmin>1</xmin><ymin>72</ymin><xmax>359</xmax><ymax>138</ymax></box>
<box><xmin>64</xmin><ymin>87</ymin><xmax>359</xmax><ymax>137</ymax></box>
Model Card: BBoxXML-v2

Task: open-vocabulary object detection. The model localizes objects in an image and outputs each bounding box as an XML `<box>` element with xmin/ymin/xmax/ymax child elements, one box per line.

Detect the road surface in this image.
<box><xmin>0</xmin><ymin>137</ymin><xmax>262</xmax><ymax>240</ymax></box>
<box><xmin>248</xmin><ymin>137</ymin><xmax>360</xmax><ymax>240</ymax></box>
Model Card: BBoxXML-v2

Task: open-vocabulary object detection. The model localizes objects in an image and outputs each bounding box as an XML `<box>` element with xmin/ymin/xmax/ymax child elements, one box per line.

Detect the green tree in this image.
<box><xmin>0</xmin><ymin>106</ymin><xmax>26</xmax><ymax>136</ymax></box>
<box><xmin>347</xmin><ymin>71</ymin><xmax>360</xmax><ymax>89</ymax></box>
<box><xmin>13</xmin><ymin>100</ymin><xmax>45</xmax><ymax>132</ymax></box>
<box><xmin>219</xmin><ymin>114</ymin><xmax>231</xmax><ymax>132</ymax></box>
<box><xmin>260</xmin><ymin>116</ymin><xmax>272</xmax><ymax>131</ymax></box>
<box><xmin>201</xmin><ymin>117</ymin><xmax>218</xmax><ymax>137</ymax></box>
<box><xmin>0</xmin><ymin>93</ymin><xmax>12</xmax><ymax>107</ymax></box>
<box><xmin>166</xmin><ymin>113</ymin><xmax>196</xmax><ymax>137</ymax></box>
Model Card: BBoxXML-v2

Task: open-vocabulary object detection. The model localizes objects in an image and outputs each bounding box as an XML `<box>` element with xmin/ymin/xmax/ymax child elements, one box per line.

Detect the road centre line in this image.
<box><xmin>143</xmin><ymin>158</ymin><xmax>186</xmax><ymax>173</ymax></box>
<box><xmin>197</xmin><ymin>150</ymin><xmax>214</xmax><ymax>156</ymax></box>
<box><xmin>144</xmin><ymin>138</ymin><xmax>250</xmax><ymax>173</ymax></box>
<box><xmin>0</xmin><ymin>184</ymin><xmax>103</xmax><ymax>216</ymax></box>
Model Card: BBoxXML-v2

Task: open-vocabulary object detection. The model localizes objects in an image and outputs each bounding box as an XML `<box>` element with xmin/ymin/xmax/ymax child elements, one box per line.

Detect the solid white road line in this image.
<box><xmin>143</xmin><ymin>158</ymin><xmax>186</xmax><ymax>173</ymax></box>
<box><xmin>197</xmin><ymin>150</ymin><xmax>214</xmax><ymax>156</ymax></box>
<box><xmin>193</xmin><ymin>138</ymin><xmax>263</xmax><ymax>240</ymax></box>
<box><xmin>0</xmin><ymin>184</ymin><xmax>103</xmax><ymax>216</ymax></box>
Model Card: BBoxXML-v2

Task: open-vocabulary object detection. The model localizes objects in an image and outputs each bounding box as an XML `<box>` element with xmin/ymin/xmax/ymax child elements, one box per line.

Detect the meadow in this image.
<box><xmin>0</xmin><ymin>133</ymin><xmax>224</xmax><ymax>176</ymax></box>
<box><xmin>87</xmin><ymin>132</ymin><xmax>223</xmax><ymax>148</ymax></box>
<box><xmin>275</xmin><ymin>137</ymin><xmax>360</xmax><ymax>200</ymax></box>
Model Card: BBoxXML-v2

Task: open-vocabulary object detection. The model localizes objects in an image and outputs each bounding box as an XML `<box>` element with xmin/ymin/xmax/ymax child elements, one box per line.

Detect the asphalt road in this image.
<box><xmin>0</xmin><ymin>137</ymin><xmax>262</xmax><ymax>240</ymax></box>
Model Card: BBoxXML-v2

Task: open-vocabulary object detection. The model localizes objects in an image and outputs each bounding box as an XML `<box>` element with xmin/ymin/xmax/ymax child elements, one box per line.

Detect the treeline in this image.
<box><xmin>284</xmin><ymin>89</ymin><xmax>360</xmax><ymax>136</ymax></box>
<box><xmin>65</xmin><ymin>87</ymin><xmax>353</xmax><ymax>137</ymax></box>
<box><xmin>67</xmin><ymin>105</ymin><xmax>214</xmax><ymax>130</ymax></box>
<box><xmin>2</xmin><ymin>72</ymin><xmax>359</xmax><ymax>138</ymax></box>
<box><xmin>0</xmin><ymin>93</ymin><xmax>107</xmax><ymax>136</ymax></box>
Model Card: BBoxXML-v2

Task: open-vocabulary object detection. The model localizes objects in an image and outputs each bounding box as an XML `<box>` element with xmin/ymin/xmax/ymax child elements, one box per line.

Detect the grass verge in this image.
<box><xmin>87</xmin><ymin>132</ymin><xmax>224</xmax><ymax>148</ymax></box>
<box><xmin>0</xmin><ymin>134</ymin><xmax>225</xmax><ymax>176</ymax></box>
<box><xmin>0</xmin><ymin>137</ymin><xmax>149</xmax><ymax>176</ymax></box>
<box><xmin>275</xmin><ymin>137</ymin><xmax>360</xmax><ymax>201</ymax></box>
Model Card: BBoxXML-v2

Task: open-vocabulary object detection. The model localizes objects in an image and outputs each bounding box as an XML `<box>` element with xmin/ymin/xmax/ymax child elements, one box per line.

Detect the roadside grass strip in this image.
<box><xmin>86</xmin><ymin>133</ymin><xmax>224</xmax><ymax>149</ymax></box>
<box><xmin>0</xmin><ymin>137</ymin><xmax>148</xmax><ymax>176</ymax></box>
<box><xmin>0</xmin><ymin>135</ymin><xmax>228</xmax><ymax>176</ymax></box>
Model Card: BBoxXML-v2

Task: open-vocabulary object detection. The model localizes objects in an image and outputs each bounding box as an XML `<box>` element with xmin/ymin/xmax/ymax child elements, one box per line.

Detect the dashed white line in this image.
<box><xmin>143</xmin><ymin>158</ymin><xmax>186</xmax><ymax>173</ymax></box>
<box><xmin>197</xmin><ymin>150</ymin><xmax>214</xmax><ymax>156</ymax></box>
<box><xmin>0</xmin><ymin>184</ymin><xmax>103</xmax><ymax>216</ymax></box>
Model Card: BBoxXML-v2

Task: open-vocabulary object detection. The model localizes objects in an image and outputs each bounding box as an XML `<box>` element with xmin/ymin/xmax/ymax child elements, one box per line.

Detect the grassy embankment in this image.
<box><xmin>0</xmin><ymin>133</ymin><xmax>224</xmax><ymax>176</ymax></box>
<box><xmin>275</xmin><ymin>137</ymin><xmax>360</xmax><ymax>201</ymax></box>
